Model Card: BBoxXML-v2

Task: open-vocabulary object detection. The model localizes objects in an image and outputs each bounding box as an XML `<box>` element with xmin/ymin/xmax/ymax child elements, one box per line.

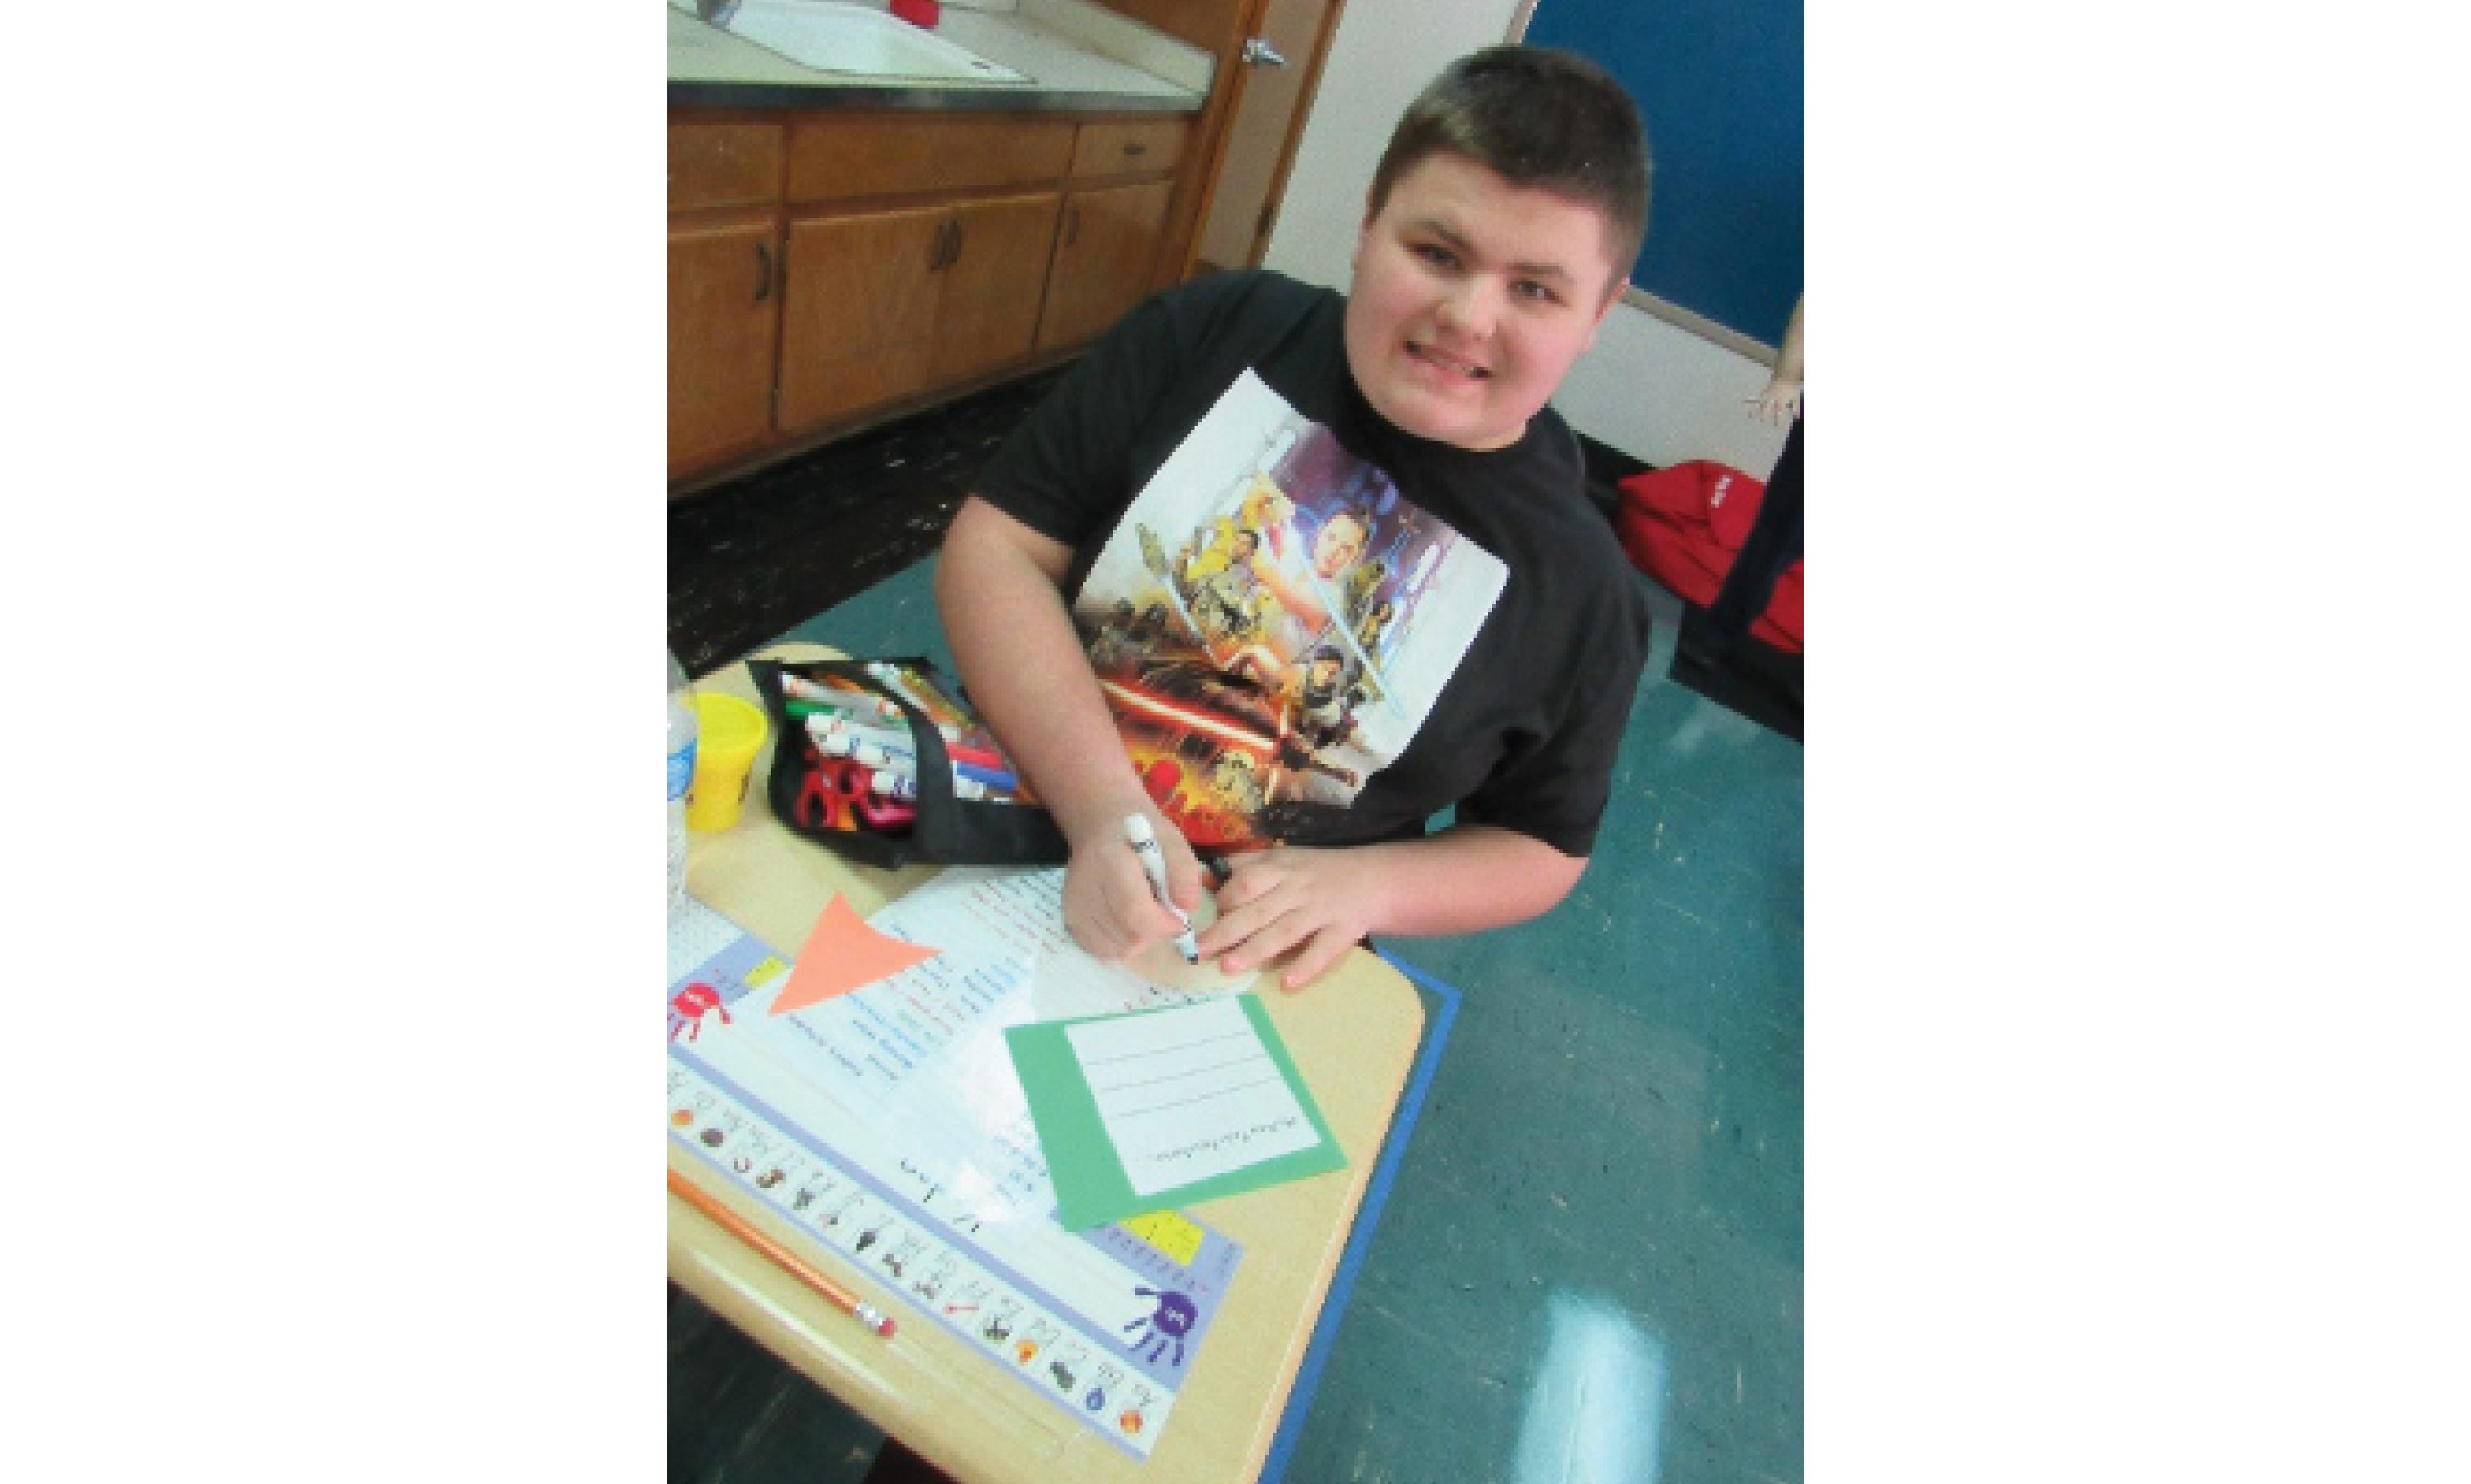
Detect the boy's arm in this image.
<box><xmin>1201</xmin><ymin>823</ymin><xmax>1586</xmax><ymax>991</ymax></box>
<box><xmin>934</xmin><ymin>495</ymin><xmax>1202</xmax><ymax>958</ymax></box>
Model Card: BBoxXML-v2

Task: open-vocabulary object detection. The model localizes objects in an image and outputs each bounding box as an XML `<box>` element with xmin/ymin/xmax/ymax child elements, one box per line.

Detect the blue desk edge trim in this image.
<box><xmin>1256</xmin><ymin>947</ymin><xmax>1462</xmax><ymax>1484</ymax></box>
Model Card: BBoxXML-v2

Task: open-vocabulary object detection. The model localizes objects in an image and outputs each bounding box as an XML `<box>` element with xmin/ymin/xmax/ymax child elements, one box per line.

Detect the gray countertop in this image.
<box><xmin>667</xmin><ymin>0</ymin><xmax>1211</xmax><ymax>114</ymax></box>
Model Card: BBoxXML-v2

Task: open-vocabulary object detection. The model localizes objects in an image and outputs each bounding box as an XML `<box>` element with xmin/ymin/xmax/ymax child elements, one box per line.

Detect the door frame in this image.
<box><xmin>1172</xmin><ymin>0</ymin><xmax>1354</xmax><ymax>280</ymax></box>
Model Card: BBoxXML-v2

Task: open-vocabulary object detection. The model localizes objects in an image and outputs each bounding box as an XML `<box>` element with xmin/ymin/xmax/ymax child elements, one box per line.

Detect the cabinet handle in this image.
<box><xmin>1123</xmin><ymin>141</ymin><xmax>1148</xmax><ymax>158</ymax></box>
<box><xmin>1063</xmin><ymin>205</ymin><xmax>1079</xmax><ymax>249</ymax></box>
<box><xmin>930</xmin><ymin>220</ymin><xmax>955</xmax><ymax>271</ymax></box>
<box><xmin>949</xmin><ymin>218</ymin><xmax>965</xmax><ymax>266</ymax></box>
<box><xmin>755</xmin><ymin>241</ymin><xmax>772</xmax><ymax>303</ymax></box>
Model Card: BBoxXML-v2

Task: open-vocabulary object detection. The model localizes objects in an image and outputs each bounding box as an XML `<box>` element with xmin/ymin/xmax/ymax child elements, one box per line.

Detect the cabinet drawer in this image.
<box><xmin>787</xmin><ymin>118</ymin><xmax>1075</xmax><ymax>202</ymax></box>
<box><xmin>669</xmin><ymin>123</ymin><xmax>784</xmax><ymax>212</ymax></box>
<box><xmin>1069</xmin><ymin>118</ymin><xmax>1186</xmax><ymax>179</ymax></box>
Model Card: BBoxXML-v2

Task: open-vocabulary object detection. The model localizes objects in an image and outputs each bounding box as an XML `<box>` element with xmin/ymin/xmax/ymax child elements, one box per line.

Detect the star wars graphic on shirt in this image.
<box><xmin>1072</xmin><ymin>370</ymin><xmax>1507</xmax><ymax>849</ymax></box>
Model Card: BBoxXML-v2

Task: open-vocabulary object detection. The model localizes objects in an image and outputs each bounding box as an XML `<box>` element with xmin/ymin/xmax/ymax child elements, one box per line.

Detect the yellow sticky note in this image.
<box><xmin>1121</xmin><ymin>1210</ymin><xmax>1204</xmax><ymax>1266</ymax></box>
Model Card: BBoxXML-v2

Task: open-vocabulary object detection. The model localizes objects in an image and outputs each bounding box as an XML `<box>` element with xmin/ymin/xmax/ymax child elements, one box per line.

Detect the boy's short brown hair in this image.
<box><xmin>1367</xmin><ymin>45</ymin><xmax>1652</xmax><ymax>295</ymax></box>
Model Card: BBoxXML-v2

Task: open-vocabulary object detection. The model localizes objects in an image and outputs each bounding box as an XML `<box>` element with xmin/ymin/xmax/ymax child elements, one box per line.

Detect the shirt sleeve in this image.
<box><xmin>1454</xmin><ymin>557</ymin><xmax>1653</xmax><ymax>858</ymax></box>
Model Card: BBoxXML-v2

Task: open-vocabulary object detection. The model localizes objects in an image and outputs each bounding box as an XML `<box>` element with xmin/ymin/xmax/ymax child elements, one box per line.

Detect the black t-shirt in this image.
<box><xmin>975</xmin><ymin>269</ymin><xmax>1648</xmax><ymax>858</ymax></box>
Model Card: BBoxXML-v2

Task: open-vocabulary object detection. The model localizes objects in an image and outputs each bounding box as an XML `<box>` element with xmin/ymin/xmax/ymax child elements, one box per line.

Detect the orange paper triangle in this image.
<box><xmin>770</xmin><ymin>894</ymin><xmax>943</xmax><ymax>1015</ymax></box>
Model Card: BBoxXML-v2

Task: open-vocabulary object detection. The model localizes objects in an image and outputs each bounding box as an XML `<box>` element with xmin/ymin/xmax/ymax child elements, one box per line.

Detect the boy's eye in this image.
<box><xmin>1412</xmin><ymin>242</ymin><xmax>1459</xmax><ymax>269</ymax></box>
<box><xmin>1513</xmin><ymin>279</ymin><xmax>1563</xmax><ymax>306</ymax></box>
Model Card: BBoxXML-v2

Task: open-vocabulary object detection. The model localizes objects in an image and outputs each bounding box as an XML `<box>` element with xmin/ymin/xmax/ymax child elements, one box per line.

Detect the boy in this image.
<box><xmin>935</xmin><ymin>45</ymin><xmax>1653</xmax><ymax>989</ymax></box>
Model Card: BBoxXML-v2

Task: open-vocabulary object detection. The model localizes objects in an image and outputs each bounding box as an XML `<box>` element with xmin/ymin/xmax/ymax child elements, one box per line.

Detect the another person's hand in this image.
<box><xmin>1198</xmin><ymin>844</ymin><xmax>1382</xmax><ymax>992</ymax></box>
<box><xmin>1746</xmin><ymin>377</ymin><xmax>1801</xmax><ymax>427</ymax></box>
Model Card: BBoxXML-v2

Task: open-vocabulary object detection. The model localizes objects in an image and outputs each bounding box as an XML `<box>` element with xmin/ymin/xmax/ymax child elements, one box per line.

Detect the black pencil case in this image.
<box><xmin>747</xmin><ymin>655</ymin><xmax>1068</xmax><ymax>871</ymax></box>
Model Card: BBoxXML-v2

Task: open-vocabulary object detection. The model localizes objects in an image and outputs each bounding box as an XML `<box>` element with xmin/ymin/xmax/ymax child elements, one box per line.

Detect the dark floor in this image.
<box><xmin>668</xmin><ymin>373</ymin><xmax>1804</xmax><ymax>1484</ymax></box>
<box><xmin>667</xmin><ymin>368</ymin><xmax>1070</xmax><ymax>679</ymax></box>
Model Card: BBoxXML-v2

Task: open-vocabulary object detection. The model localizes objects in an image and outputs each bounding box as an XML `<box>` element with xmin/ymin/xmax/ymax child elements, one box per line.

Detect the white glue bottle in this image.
<box><xmin>667</xmin><ymin>650</ymin><xmax>698</xmax><ymax>913</ymax></box>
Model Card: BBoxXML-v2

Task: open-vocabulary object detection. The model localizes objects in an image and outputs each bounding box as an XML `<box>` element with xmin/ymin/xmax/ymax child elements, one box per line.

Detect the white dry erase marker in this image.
<box><xmin>866</xmin><ymin>772</ymin><xmax>992</xmax><ymax>802</ymax></box>
<box><xmin>1122</xmin><ymin>813</ymin><xmax>1199</xmax><ymax>964</ymax></box>
<box><xmin>805</xmin><ymin>720</ymin><xmax>912</xmax><ymax>773</ymax></box>
<box><xmin>781</xmin><ymin>675</ymin><xmax>903</xmax><ymax>724</ymax></box>
<box><xmin>813</xmin><ymin>712</ymin><xmax>916</xmax><ymax>751</ymax></box>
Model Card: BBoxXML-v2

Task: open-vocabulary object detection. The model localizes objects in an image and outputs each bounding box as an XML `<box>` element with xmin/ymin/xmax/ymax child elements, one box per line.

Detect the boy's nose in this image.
<box><xmin>1435</xmin><ymin>279</ymin><xmax>1498</xmax><ymax>341</ymax></box>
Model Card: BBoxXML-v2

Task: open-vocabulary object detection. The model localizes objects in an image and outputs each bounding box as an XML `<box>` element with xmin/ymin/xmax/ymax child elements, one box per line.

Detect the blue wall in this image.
<box><xmin>1525</xmin><ymin>0</ymin><xmax>1803</xmax><ymax>346</ymax></box>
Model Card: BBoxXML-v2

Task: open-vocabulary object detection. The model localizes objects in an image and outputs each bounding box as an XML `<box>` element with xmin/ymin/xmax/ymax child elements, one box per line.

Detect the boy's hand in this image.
<box><xmin>1198</xmin><ymin>845</ymin><xmax>1381</xmax><ymax>992</ymax></box>
<box><xmin>1060</xmin><ymin>812</ymin><xmax>1202</xmax><ymax>963</ymax></box>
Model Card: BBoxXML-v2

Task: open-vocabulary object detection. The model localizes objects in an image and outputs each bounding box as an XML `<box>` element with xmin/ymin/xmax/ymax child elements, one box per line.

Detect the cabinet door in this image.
<box><xmin>930</xmin><ymin>191</ymin><xmax>1064</xmax><ymax>386</ymax></box>
<box><xmin>774</xmin><ymin>203</ymin><xmax>948</xmax><ymax>433</ymax></box>
<box><xmin>1037</xmin><ymin>179</ymin><xmax>1175</xmax><ymax>354</ymax></box>
<box><xmin>669</xmin><ymin>218</ymin><xmax>782</xmax><ymax>476</ymax></box>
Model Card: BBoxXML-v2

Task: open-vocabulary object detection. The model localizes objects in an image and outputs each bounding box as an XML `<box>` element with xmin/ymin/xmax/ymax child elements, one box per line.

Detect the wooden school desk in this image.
<box><xmin>668</xmin><ymin>643</ymin><xmax>1428</xmax><ymax>1484</ymax></box>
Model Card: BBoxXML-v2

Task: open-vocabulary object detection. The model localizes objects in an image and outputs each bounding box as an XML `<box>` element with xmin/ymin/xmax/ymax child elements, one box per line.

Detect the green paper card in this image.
<box><xmin>1006</xmin><ymin>993</ymin><xmax>1345</xmax><ymax>1231</ymax></box>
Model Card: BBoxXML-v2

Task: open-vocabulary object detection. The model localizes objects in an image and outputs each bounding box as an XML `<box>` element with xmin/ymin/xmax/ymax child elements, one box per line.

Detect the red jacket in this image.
<box><xmin>1614</xmin><ymin>460</ymin><xmax>1803</xmax><ymax>652</ymax></box>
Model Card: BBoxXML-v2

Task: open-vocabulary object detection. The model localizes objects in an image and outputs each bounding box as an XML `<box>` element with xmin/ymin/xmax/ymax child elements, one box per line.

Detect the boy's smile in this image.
<box><xmin>1344</xmin><ymin>153</ymin><xmax>1622</xmax><ymax>452</ymax></box>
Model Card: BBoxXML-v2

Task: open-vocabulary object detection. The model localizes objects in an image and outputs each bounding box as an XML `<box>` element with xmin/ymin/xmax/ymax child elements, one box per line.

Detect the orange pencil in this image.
<box><xmin>668</xmin><ymin>1168</ymin><xmax>896</xmax><ymax>1338</ymax></box>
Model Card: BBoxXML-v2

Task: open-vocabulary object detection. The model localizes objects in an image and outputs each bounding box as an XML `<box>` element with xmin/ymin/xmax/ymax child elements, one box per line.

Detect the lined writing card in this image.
<box><xmin>1007</xmin><ymin>993</ymin><xmax>1345</xmax><ymax>1231</ymax></box>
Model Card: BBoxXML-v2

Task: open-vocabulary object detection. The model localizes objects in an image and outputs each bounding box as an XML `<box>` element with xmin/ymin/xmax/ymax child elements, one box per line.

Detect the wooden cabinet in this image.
<box><xmin>669</xmin><ymin>220</ymin><xmax>783</xmax><ymax>475</ymax></box>
<box><xmin>786</xmin><ymin>116</ymin><xmax>1076</xmax><ymax>201</ymax></box>
<box><xmin>668</xmin><ymin>109</ymin><xmax>1190</xmax><ymax>489</ymax></box>
<box><xmin>1039</xmin><ymin>178</ymin><xmax>1176</xmax><ymax>353</ymax></box>
<box><xmin>1039</xmin><ymin>120</ymin><xmax>1186</xmax><ymax>353</ymax></box>
<box><xmin>774</xmin><ymin>192</ymin><xmax>1062</xmax><ymax>430</ymax></box>
<box><xmin>669</xmin><ymin>123</ymin><xmax>785</xmax><ymax>478</ymax></box>
<box><xmin>931</xmin><ymin>192</ymin><xmax>1067</xmax><ymax>383</ymax></box>
<box><xmin>773</xmin><ymin>204</ymin><xmax>944</xmax><ymax>432</ymax></box>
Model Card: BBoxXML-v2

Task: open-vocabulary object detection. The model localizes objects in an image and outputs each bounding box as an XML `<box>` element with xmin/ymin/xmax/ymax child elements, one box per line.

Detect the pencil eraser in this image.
<box><xmin>876</xmin><ymin>1316</ymin><xmax>898</xmax><ymax>1337</ymax></box>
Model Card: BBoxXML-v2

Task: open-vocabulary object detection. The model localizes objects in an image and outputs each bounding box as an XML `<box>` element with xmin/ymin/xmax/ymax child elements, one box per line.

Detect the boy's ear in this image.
<box><xmin>1583</xmin><ymin>278</ymin><xmax>1623</xmax><ymax>350</ymax></box>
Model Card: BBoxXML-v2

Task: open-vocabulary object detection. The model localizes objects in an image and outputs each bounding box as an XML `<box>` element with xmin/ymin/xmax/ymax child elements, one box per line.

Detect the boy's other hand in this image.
<box><xmin>1197</xmin><ymin>845</ymin><xmax>1380</xmax><ymax>992</ymax></box>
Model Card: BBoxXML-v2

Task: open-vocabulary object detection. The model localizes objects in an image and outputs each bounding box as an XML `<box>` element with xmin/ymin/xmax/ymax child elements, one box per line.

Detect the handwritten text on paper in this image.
<box><xmin>1064</xmin><ymin>998</ymin><xmax>1318</xmax><ymax>1196</ymax></box>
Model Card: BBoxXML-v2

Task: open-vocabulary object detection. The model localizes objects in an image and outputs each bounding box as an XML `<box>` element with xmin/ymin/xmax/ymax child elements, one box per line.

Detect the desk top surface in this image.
<box><xmin>667</xmin><ymin>643</ymin><xmax>1426</xmax><ymax>1484</ymax></box>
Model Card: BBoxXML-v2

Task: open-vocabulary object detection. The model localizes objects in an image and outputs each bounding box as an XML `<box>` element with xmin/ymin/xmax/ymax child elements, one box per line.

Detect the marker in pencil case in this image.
<box><xmin>807</xmin><ymin>720</ymin><xmax>911</xmax><ymax>771</ymax></box>
<box><xmin>806</xmin><ymin>711</ymin><xmax>916</xmax><ymax>751</ymax></box>
<box><xmin>810</xmin><ymin>710</ymin><xmax>1015</xmax><ymax>773</ymax></box>
<box><xmin>885</xmin><ymin>665</ymin><xmax>981</xmax><ymax>731</ymax></box>
<box><xmin>781</xmin><ymin>672</ymin><xmax>901</xmax><ymax>716</ymax></box>
<box><xmin>847</xmin><ymin>749</ymin><xmax>1016</xmax><ymax>804</ymax></box>
<box><xmin>783</xmin><ymin>697</ymin><xmax>899</xmax><ymax>724</ymax></box>
<box><xmin>792</xmin><ymin>694</ymin><xmax>968</xmax><ymax>749</ymax></box>
<box><xmin>882</xmin><ymin>666</ymin><xmax>1011</xmax><ymax>756</ymax></box>
<box><xmin>808</xmin><ymin>715</ymin><xmax>1019</xmax><ymax>792</ymax></box>
<box><xmin>866</xmin><ymin>770</ymin><xmax>1001</xmax><ymax>803</ymax></box>
<box><xmin>790</xmin><ymin>672</ymin><xmax>1015</xmax><ymax>764</ymax></box>
<box><xmin>860</xmin><ymin>662</ymin><xmax>955</xmax><ymax>726</ymax></box>
<box><xmin>849</xmin><ymin>662</ymin><xmax>1028</xmax><ymax>779</ymax></box>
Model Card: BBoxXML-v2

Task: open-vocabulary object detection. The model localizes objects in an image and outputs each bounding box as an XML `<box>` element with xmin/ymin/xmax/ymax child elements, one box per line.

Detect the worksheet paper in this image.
<box><xmin>1010</xmin><ymin>995</ymin><xmax>1344</xmax><ymax>1231</ymax></box>
<box><xmin>719</xmin><ymin>867</ymin><xmax>1213</xmax><ymax>1224</ymax></box>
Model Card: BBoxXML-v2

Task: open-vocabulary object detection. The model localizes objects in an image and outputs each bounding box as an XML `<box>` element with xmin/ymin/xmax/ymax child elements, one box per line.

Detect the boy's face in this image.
<box><xmin>1345</xmin><ymin>152</ymin><xmax>1622</xmax><ymax>452</ymax></box>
